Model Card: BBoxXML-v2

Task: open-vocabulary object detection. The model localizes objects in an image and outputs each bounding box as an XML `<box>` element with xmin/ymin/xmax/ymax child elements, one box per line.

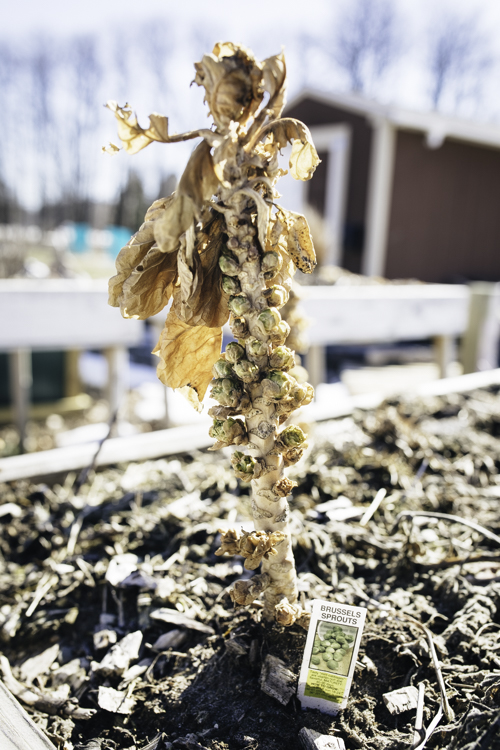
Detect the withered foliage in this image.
<box><xmin>107</xmin><ymin>42</ymin><xmax>320</xmax><ymax>410</ymax></box>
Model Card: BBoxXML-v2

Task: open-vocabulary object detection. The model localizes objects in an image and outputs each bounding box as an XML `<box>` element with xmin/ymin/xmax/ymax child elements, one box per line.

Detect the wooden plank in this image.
<box><xmin>0</xmin><ymin>279</ymin><xmax>143</xmax><ymax>350</ymax></box>
<box><xmin>300</xmin><ymin>284</ymin><xmax>470</xmax><ymax>345</ymax></box>
<box><xmin>2</xmin><ymin>368</ymin><xmax>500</xmax><ymax>484</ymax></box>
<box><xmin>0</xmin><ymin>680</ymin><xmax>57</xmax><ymax>750</ymax></box>
<box><xmin>461</xmin><ymin>282</ymin><xmax>500</xmax><ymax>373</ymax></box>
<box><xmin>0</xmin><ymin>422</ymin><xmax>213</xmax><ymax>483</ymax></box>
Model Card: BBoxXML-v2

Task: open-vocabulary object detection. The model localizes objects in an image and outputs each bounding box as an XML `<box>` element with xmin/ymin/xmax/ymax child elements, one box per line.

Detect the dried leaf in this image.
<box><xmin>109</xmin><ymin>195</ymin><xmax>177</xmax><ymax>317</ymax></box>
<box><xmin>261</xmin><ymin>51</ymin><xmax>287</xmax><ymax>118</ymax></box>
<box><xmin>154</xmin><ymin>193</ymin><xmax>195</xmax><ymax>255</ymax></box>
<box><xmin>93</xmin><ymin>631</ymin><xmax>143</xmax><ymax>676</ymax></box>
<box><xmin>250</xmin><ymin>117</ymin><xmax>320</xmax><ymax>181</ymax></box>
<box><xmin>19</xmin><ymin>643</ymin><xmax>59</xmax><ymax>684</ymax></box>
<box><xmin>289</xmin><ymin>137</ymin><xmax>321</xmax><ymax>181</ymax></box>
<box><xmin>178</xmin><ymin>140</ymin><xmax>219</xmax><ymax>215</ymax></box>
<box><xmin>150</xmin><ymin>607</ymin><xmax>215</xmax><ymax>634</ymax></box>
<box><xmin>102</xmin><ymin>142</ymin><xmax>120</xmax><ymax>155</ymax></box>
<box><xmin>212</xmin><ymin>125</ymin><xmax>239</xmax><ymax>186</ymax></box>
<box><xmin>236</xmin><ymin>187</ymin><xmax>270</xmax><ymax>251</ymax></box>
<box><xmin>106</xmin><ymin>101</ymin><xmax>171</xmax><ymax>154</ymax></box>
<box><xmin>154</xmin><ymin>139</ymin><xmax>222</xmax><ymax>255</ymax></box>
<box><xmin>276</xmin><ymin>206</ymin><xmax>316</xmax><ymax>274</ymax></box>
<box><xmin>194</xmin><ymin>42</ymin><xmax>263</xmax><ymax>129</ymax></box>
<box><xmin>98</xmin><ymin>685</ymin><xmax>136</xmax><ymax>714</ymax></box>
<box><xmin>174</xmin><ymin>211</ymin><xmax>229</xmax><ymax>327</ymax></box>
<box><xmin>154</xmin><ymin>308</ymin><xmax>222</xmax><ymax>410</ymax></box>
<box><xmin>266</xmin><ymin>213</ymin><xmax>296</xmax><ymax>289</ymax></box>
<box><xmin>106</xmin><ymin>101</ymin><xmax>213</xmax><ymax>154</ymax></box>
<box><xmin>120</xmin><ymin>244</ymin><xmax>178</xmax><ymax>318</ymax></box>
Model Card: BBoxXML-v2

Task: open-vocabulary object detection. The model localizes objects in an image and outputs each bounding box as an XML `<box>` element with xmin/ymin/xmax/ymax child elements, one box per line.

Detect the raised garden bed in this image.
<box><xmin>1</xmin><ymin>383</ymin><xmax>500</xmax><ymax>749</ymax></box>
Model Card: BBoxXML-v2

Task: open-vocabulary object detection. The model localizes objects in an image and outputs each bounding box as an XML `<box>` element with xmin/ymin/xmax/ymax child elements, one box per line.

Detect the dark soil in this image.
<box><xmin>1</xmin><ymin>387</ymin><xmax>500</xmax><ymax>749</ymax></box>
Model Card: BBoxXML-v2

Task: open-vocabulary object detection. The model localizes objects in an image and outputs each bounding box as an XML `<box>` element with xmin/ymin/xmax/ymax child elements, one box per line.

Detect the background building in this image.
<box><xmin>286</xmin><ymin>90</ymin><xmax>500</xmax><ymax>283</ymax></box>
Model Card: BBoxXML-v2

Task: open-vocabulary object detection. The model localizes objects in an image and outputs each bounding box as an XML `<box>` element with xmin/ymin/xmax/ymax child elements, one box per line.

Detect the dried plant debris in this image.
<box><xmin>1</xmin><ymin>386</ymin><xmax>500</xmax><ymax>749</ymax></box>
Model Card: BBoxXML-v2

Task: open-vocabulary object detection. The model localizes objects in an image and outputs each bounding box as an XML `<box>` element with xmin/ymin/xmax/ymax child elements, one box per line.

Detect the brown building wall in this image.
<box><xmin>386</xmin><ymin>130</ymin><xmax>500</xmax><ymax>283</ymax></box>
<box><xmin>284</xmin><ymin>97</ymin><xmax>373</xmax><ymax>273</ymax></box>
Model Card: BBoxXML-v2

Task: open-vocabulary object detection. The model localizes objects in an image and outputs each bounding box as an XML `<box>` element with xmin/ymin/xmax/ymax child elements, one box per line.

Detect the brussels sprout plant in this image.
<box><xmin>106</xmin><ymin>42</ymin><xmax>320</xmax><ymax>626</ymax></box>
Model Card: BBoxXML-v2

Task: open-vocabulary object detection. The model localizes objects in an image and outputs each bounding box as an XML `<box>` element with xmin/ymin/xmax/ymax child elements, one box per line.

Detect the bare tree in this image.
<box><xmin>65</xmin><ymin>34</ymin><xmax>102</xmax><ymax>219</ymax></box>
<box><xmin>0</xmin><ymin>42</ymin><xmax>16</xmax><ymax>219</ymax></box>
<box><xmin>28</xmin><ymin>35</ymin><xmax>63</xmax><ymax>221</ymax></box>
<box><xmin>427</xmin><ymin>12</ymin><xmax>492</xmax><ymax>112</ymax></box>
<box><xmin>331</xmin><ymin>0</ymin><xmax>400</xmax><ymax>93</ymax></box>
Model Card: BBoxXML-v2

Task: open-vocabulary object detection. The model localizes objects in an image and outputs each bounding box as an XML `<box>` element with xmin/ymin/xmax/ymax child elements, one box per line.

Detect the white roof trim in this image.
<box><xmin>285</xmin><ymin>89</ymin><xmax>500</xmax><ymax>150</ymax></box>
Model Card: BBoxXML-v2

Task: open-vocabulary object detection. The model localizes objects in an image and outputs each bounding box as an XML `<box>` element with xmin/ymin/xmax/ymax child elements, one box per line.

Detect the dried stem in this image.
<box><xmin>391</xmin><ymin>510</ymin><xmax>500</xmax><ymax>547</ymax></box>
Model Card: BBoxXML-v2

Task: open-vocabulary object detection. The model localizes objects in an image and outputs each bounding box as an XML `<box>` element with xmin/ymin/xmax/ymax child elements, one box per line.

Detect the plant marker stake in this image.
<box><xmin>297</xmin><ymin>599</ymin><xmax>367</xmax><ymax>714</ymax></box>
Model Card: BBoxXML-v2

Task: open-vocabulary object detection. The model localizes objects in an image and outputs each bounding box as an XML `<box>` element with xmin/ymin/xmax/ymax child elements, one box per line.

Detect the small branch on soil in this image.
<box><xmin>390</xmin><ymin>510</ymin><xmax>500</xmax><ymax>547</ymax></box>
<box><xmin>415</xmin><ymin>551</ymin><xmax>500</xmax><ymax>570</ymax></box>
<box><xmin>413</xmin><ymin>683</ymin><xmax>425</xmax><ymax>749</ymax></box>
<box><xmin>347</xmin><ymin>582</ymin><xmax>454</xmax><ymax>744</ymax></box>
<box><xmin>359</xmin><ymin>488</ymin><xmax>387</xmax><ymax>527</ymax></box>
<box><xmin>73</xmin><ymin>408</ymin><xmax>119</xmax><ymax>496</ymax></box>
<box><xmin>0</xmin><ymin>656</ymin><xmax>95</xmax><ymax>720</ymax></box>
<box><xmin>397</xmin><ymin>613</ymin><xmax>454</xmax><ymax>724</ymax></box>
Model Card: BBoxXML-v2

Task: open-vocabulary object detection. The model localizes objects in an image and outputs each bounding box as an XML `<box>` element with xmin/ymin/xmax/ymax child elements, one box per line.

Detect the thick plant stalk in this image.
<box><xmin>106</xmin><ymin>42</ymin><xmax>320</xmax><ymax>626</ymax></box>
<box><xmin>214</xmin><ymin>192</ymin><xmax>305</xmax><ymax>623</ymax></box>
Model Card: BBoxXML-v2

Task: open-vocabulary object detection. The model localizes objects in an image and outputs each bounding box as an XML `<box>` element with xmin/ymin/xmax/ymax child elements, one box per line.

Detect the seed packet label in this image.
<box><xmin>297</xmin><ymin>599</ymin><xmax>367</xmax><ymax>714</ymax></box>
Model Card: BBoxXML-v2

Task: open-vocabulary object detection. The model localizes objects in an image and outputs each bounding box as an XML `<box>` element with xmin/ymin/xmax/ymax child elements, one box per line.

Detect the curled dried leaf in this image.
<box><xmin>106</xmin><ymin>102</ymin><xmax>172</xmax><ymax>154</ymax></box>
<box><xmin>120</xmin><ymin>246</ymin><xmax>178</xmax><ymax>319</ymax></box>
<box><xmin>276</xmin><ymin>207</ymin><xmax>316</xmax><ymax>274</ymax></box>
<box><xmin>272</xmin><ymin>477</ymin><xmax>297</xmax><ymax>497</ymax></box>
<box><xmin>289</xmin><ymin>137</ymin><xmax>321</xmax><ymax>181</ymax></box>
<box><xmin>106</xmin><ymin>101</ymin><xmax>212</xmax><ymax>154</ymax></box>
<box><xmin>275</xmin><ymin>598</ymin><xmax>303</xmax><ymax>627</ymax></box>
<box><xmin>154</xmin><ymin>193</ymin><xmax>195</xmax><ymax>255</ymax></box>
<box><xmin>109</xmin><ymin>195</ymin><xmax>177</xmax><ymax>318</ymax></box>
<box><xmin>261</xmin><ymin>51</ymin><xmax>287</xmax><ymax>119</ymax></box>
<box><xmin>215</xmin><ymin>528</ymin><xmax>242</xmax><ymax>557</ymax></box>
<box><xmin>194</xmin><ymin>42</ymin><xmax>263</xmax><ymax>130</ymax></box>
<box><xmin>154</xmin><ymin>307</ymin><xmax>222</xmax><ymax>411</ymax></box>
<box><xmin>215</xmin><ymin>528</ymin><xmax>285</xmax><ymax>570</ymax></box>
<box><xmin>230</xmin><ymin>573</ymin><xmax>271</xmax><ymax>606</ymax></box>
<box><xmin>173</xmin><ymin>212</ymin><xmax>229</xmax><ymax>328</ymax></box>
<box><xmin>102</xmin><ymin>142</ymin><xmax>120</xmax><ymax>155</ymax></box>
<box><xmin>178</xmin><ymin>140</ymin><xmax>219</xmax><ymax>215</ymax></box>
<box><xmin>234</xmin><ymin>187</ymin><xmax>270</xmax><ymax>251</ymax></box>
<box><xmin>239</xmin><ymin>530</ymin><xmax>286</xmax><ymax>570</ymax></box>
<box><xmin>249</xmin><ymin>117</ymin><xmax>320</xmax><ymax>181</ymax></box>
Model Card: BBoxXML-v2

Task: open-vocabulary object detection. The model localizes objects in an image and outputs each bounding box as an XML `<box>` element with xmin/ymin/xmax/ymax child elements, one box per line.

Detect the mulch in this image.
<box><xmin>1</xmin><ymin>386</ymin><xmax>500</xmax><ymax>749</ymax></box>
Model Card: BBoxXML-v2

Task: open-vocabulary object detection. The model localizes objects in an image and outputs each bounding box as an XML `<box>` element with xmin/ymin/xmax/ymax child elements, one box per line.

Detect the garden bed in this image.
<box><xmin>1</xmin><ymin>385</ymin><xmax>500</xmax><ymax>749</ymax></box>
